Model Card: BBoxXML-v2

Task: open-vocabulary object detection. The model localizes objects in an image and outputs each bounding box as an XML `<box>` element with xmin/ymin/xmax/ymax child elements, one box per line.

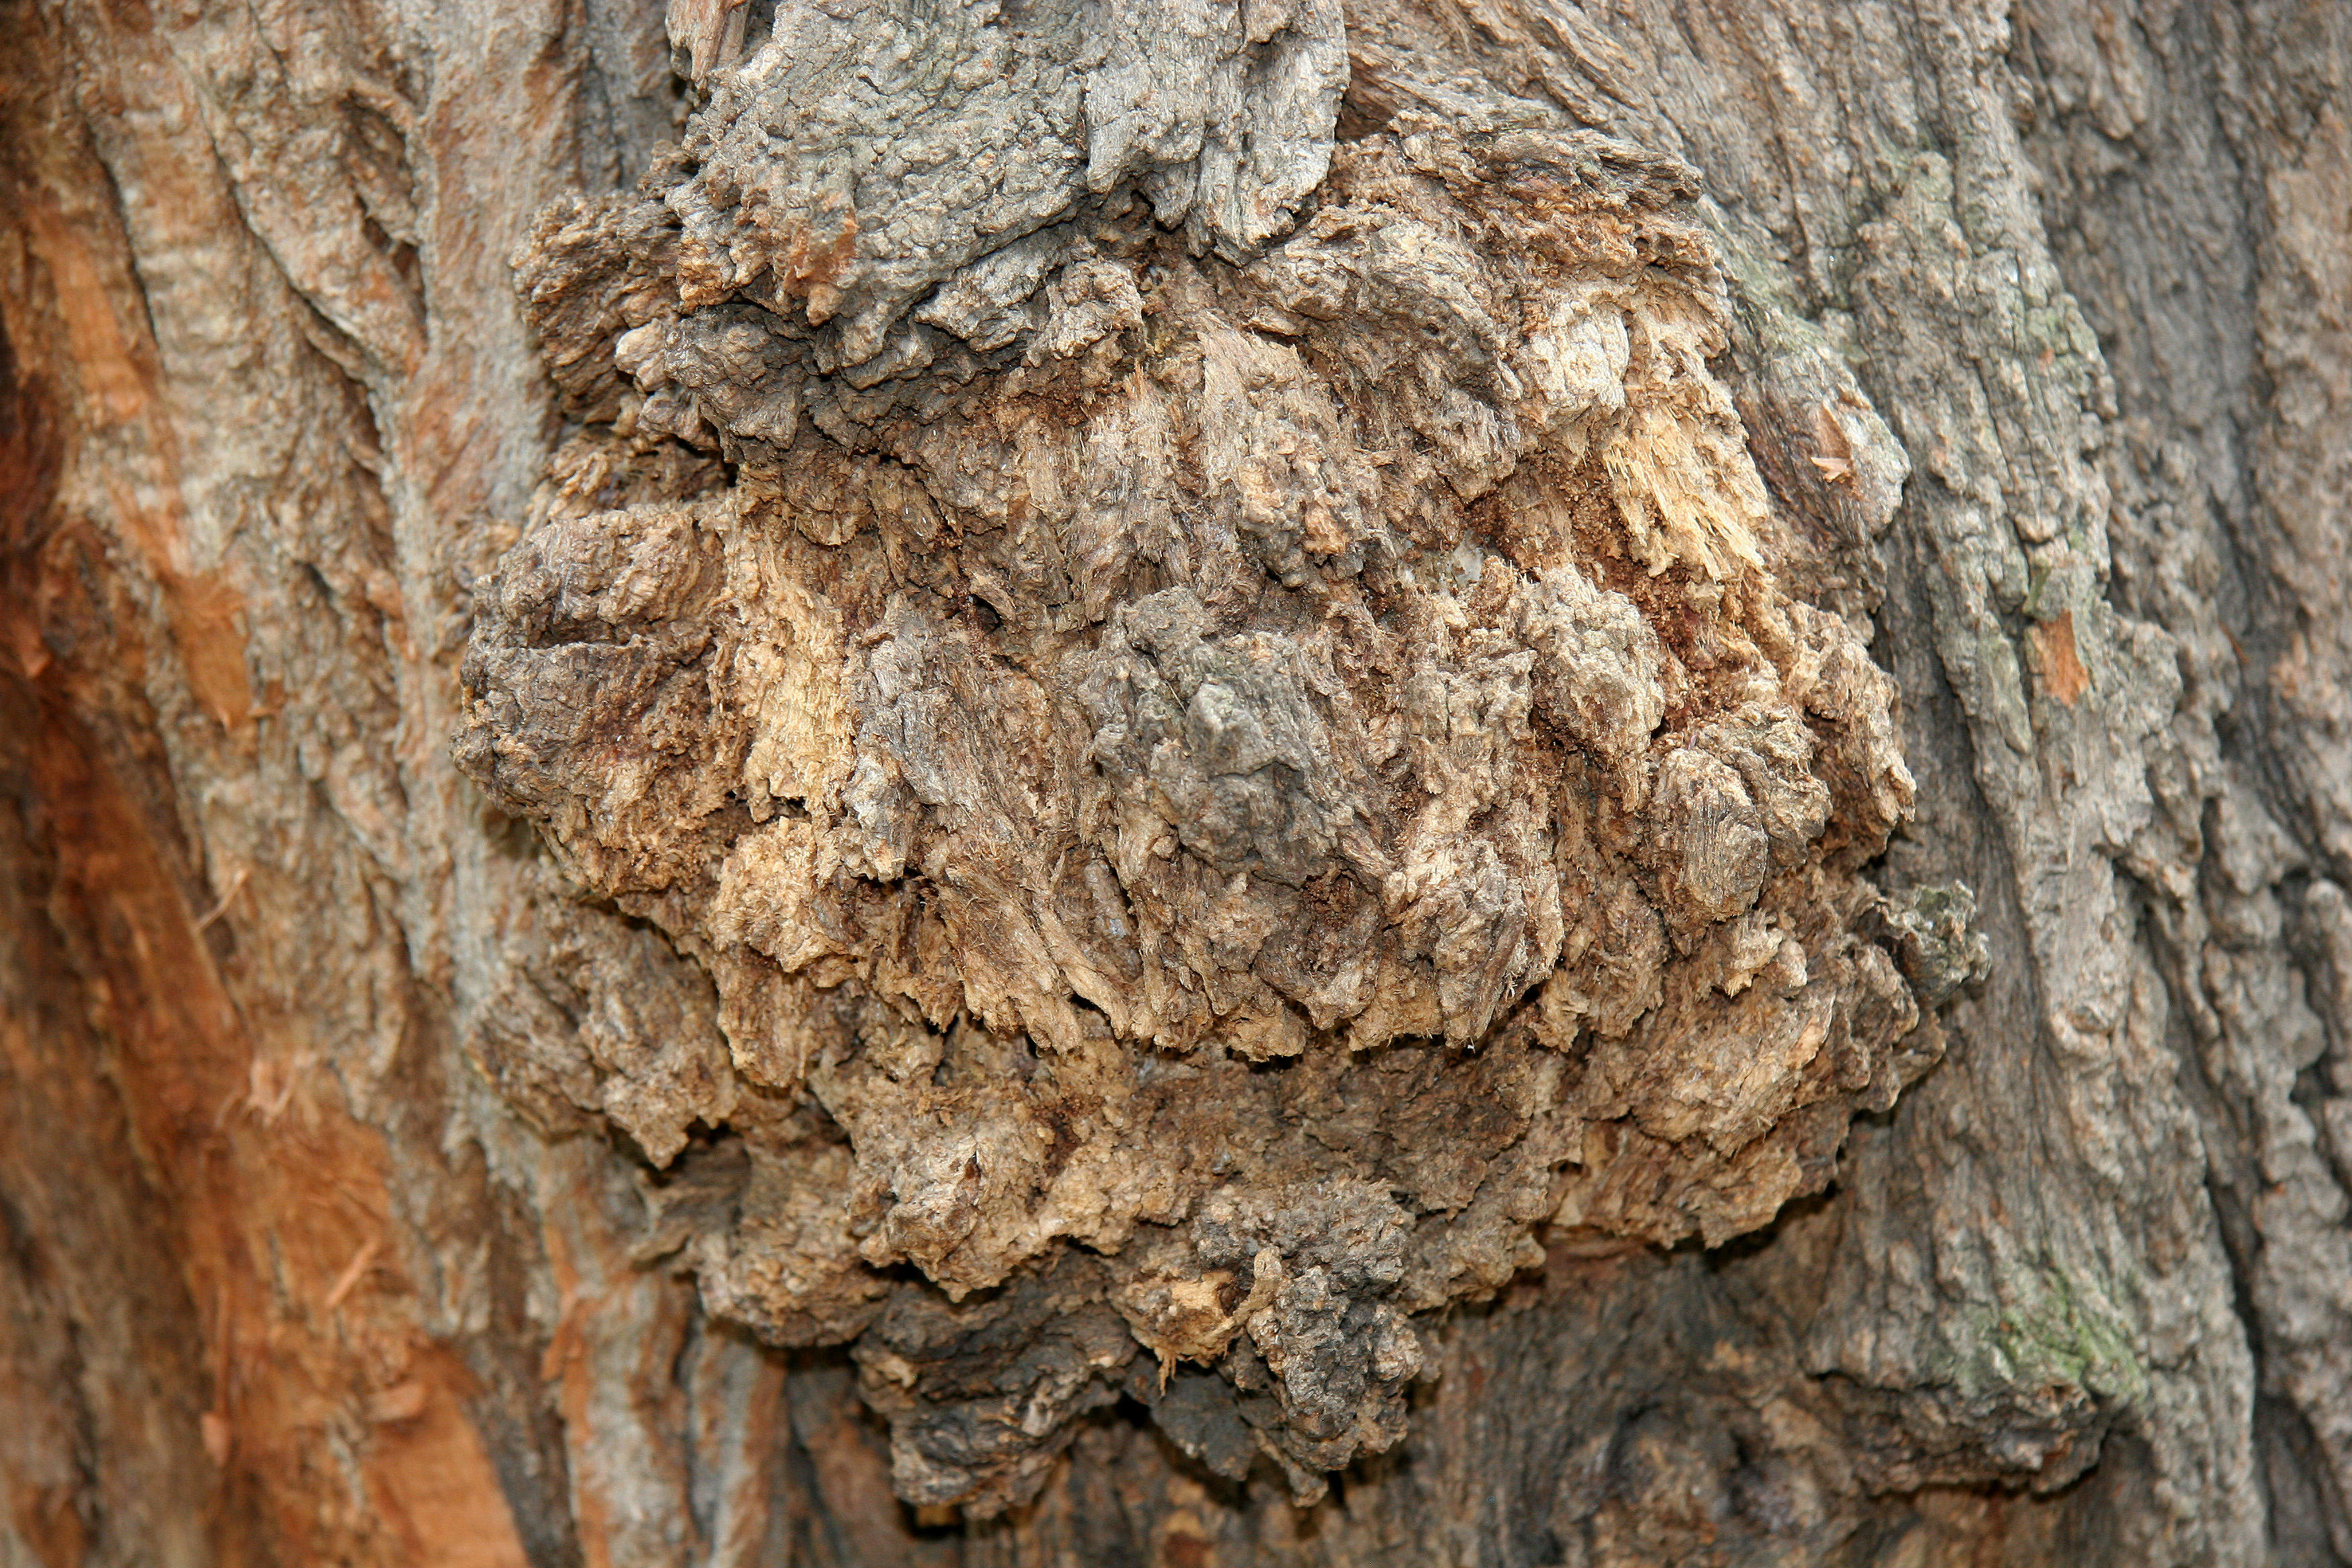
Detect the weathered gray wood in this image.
<box><xmin>1</xmin><ymin>2</ymin><xmax>2347</xmax><ymax>1564</ymax></box>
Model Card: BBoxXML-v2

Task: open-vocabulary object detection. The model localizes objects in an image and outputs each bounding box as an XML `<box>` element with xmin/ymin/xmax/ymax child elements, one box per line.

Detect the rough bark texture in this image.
<box><xmin>2</xmin><ymin>1</ymin><xmax>2349</xmax><ymax>1565</ymax></box>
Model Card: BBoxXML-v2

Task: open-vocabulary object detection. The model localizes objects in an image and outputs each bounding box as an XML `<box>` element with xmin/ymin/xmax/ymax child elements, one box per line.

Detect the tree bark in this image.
<box><xmin>3</xmin><ymin>1</ymin><xmax>2349</xmax><ymax>1564</ymax></box>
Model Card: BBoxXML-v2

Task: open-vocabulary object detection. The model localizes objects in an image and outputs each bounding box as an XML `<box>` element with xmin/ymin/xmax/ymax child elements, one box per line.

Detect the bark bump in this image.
<box><xmin>454</xmin><ymin>4</ymin><xmax>1937</xmax><ymax>1512</ymax></box>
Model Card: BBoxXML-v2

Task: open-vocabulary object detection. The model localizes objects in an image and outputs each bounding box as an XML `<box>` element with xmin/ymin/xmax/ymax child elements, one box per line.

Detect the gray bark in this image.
<box><xmin>1</xmin><ymin>1</ymin><xmax>2348</xmax><ymax>1565</ymax></box>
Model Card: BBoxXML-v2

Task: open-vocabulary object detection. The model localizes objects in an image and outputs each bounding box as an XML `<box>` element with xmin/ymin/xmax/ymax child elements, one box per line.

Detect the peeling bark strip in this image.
<box><xmin>10</xmin><ymin>0</ymin><xmax>2352</xmax><ymax>1561</ymax></box>
<box><xmin>455</xmin><ymin>0</ymin><xmax>1936</xmax><ymax>1512</ymax></box>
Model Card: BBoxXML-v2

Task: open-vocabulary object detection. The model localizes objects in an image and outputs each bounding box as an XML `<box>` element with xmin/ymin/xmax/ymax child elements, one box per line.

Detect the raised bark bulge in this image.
<box><xmin>457</xmin><ymin>0</ymin><xmax>1932</xmax><ymax>1512</ymax></box>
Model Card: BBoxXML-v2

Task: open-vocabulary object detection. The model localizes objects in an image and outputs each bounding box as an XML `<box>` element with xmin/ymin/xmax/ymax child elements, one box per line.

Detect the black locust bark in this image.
<box><xmin>2</xmin><ymin>1</ymin><xmax>2348</xmax><ymax>1565</ymax></box>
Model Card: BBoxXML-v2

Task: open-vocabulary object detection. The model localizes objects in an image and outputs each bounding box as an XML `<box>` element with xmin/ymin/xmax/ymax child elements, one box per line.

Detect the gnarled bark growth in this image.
<box><xmin>455</xmin><ymin>19</ymin><xmax>1931</xmax><ymax>1506</ymax></box>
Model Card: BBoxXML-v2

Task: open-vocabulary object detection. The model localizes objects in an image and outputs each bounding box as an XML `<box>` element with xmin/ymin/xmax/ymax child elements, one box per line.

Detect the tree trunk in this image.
<box><xmin>3</xmin><ymin>1</ymin><xmax>2349</xmax><ymax>1563</ymax></box>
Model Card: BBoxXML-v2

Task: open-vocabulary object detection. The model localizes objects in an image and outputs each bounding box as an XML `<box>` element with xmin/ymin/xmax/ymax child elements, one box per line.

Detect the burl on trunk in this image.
<box><xmin>5</xmin><ymin>1</ymin><xmax>2351</xmax><ymax>1565</ymax></box>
